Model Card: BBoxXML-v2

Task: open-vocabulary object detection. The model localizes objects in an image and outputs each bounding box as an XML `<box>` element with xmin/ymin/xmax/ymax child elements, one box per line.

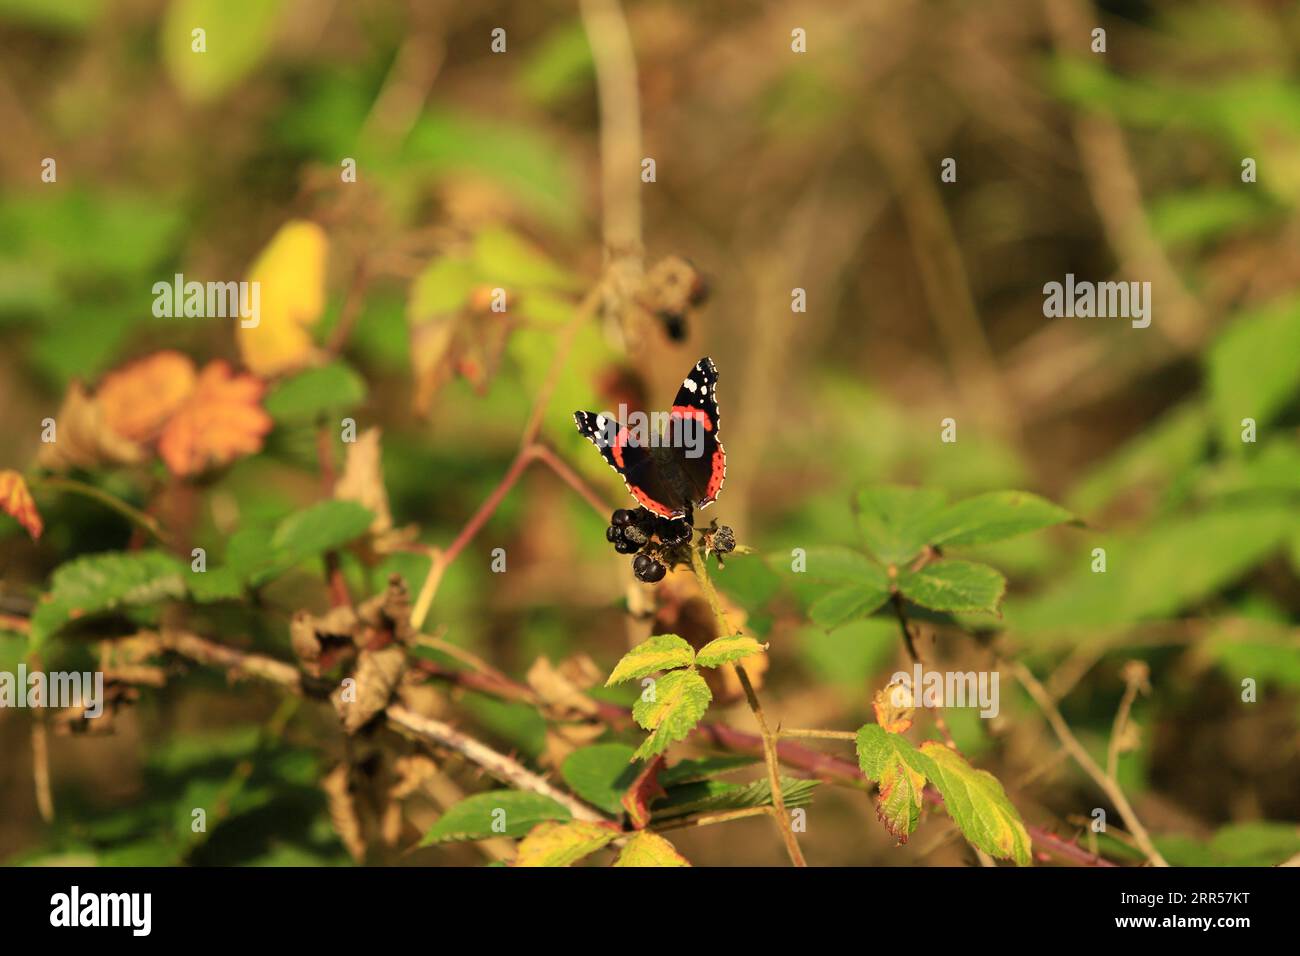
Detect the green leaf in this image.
<box><xmin>630</xmin><ymin>668</ymin><xmax>712</xmax><ymax>760</ymax></box>
<box><xmin>471</xmin><ymin>226</ymin><xmax>579</xmax><ymax>292</ymax></box>
<box><xmin>1159</xmin><ymin>822</ymin><xmax>1300</xmax><ymax>867</ymax></box>
<box><xmin>30</xmin><ymin>550</ymin><xmax>187</xmax><ymax>650</ymax></box>
<box><xmin>809</xmin><ymin>581</ymin><xmax>891</xmax><ymax>630</ymax></box>
<box><xmin>512</xmin><ymin>820</ymin><xmax>620</xmax><ymax>867</ymax></box>
<box><xmin>560</xmin><ymin>744</ymin><xmax>640</xmax><ymax>816</ymax></box>
<box><xmin>921</xmin><ymin>491</ymin><xmax>1077</xmax><ymax>548</ymax></box>
<box><xmin>695</xmin><ymin>635</ymin><xmax>766</xmax><ymax>668</ymax></box>
<box><xmin>657</xmin><ymin>755</ymin><xmax>758</xmax><ymax>786</ymax></box>
<box><xmin>264</xmin><ymin>362</ymin><xmax>367</xmax><ymax>425</ymax></box>
<box><xmin>269</xmin><ymin>500</ymin><xmax>374</xmax><ymax>565</ymax></box>
<box><xmin>1207</xmin><ymin>297</ymin><xmax>1300</xmax><ymax>453</ymax></box>
<box><xmin>796</xmin><ymin>546</ymin><xmax>881</xmax><ymax>582</ymax></box>
<box><xmin>162</xmin><ymin>0</ymin><xmax>285</xmax><ymax>103</ymax></box>
<box><xmin>1009</xmin><ymin>505</ymin><xmax>1294</xmax><ymax>640</ymax></box>
<box><xmin>920</xmin><ymin>742</ymin><xmax>1032</xmax><ymax>865</ymax></box>
<box><xmin>419</xmin><ymin>791</ymin><xmax>571</xmax><ymax>845</ymax></box>
<box><xmin>613</xmin><ymin>830</ymin><xmax>690</xmax><ymax>867</ymax></box>
<box><xmin>855</xmin><ymin>485</ymin><xmax>948</xmax><ymax>564</ymax></box>
<box><xmin>896</xmin><ymin>560</ymin><xmax>1006</xmax><ymax>615</ymax></box>
<box><xmin>650</xmin><ymin>777</ymin><xmax>819</xmax><ymax>820</ymax></box>
<box><xmin>187</xmin><ymin>566</ymin><xmax>244</xmax><ymax>603</ymax></box>
<box><xmin>855</xmin><ymin>725</ymin><xmax>931</xmax><ymax>840</ymax></box>
<box><xmin>605</xmin><ymin>634</ymin><xmax>695</xmax><ymax>685</ymax></box>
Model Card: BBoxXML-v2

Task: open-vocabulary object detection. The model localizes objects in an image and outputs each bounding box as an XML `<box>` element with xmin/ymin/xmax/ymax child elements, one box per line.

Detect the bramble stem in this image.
<box><xmin>688</xmin><ymin>542</ymin><xmax>807</xmax><ymax>867</ymax></box>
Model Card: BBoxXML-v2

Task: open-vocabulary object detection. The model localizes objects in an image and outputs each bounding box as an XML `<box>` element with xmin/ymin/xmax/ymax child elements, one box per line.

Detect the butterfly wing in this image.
<box><xmin>667</xmin><ymin>357</ymin><xmax>726</xmax><ymax>510</ymax></box>
<box><xmin>573</xmin><ymin>411</ymin><xmax>689</xmax><ymax>518</ymax></box>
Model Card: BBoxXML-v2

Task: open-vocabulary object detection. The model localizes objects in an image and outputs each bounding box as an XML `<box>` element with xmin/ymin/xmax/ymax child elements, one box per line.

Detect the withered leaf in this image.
<box><xmin>37</xmin><ymin>382</ymin><xmax>146</xmax><ymax>472</ymax></box>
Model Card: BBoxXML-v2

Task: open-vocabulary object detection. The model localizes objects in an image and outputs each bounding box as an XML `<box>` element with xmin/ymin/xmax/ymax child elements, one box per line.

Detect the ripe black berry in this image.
<box><xmin>633</xmin><ymin>554</ymin><xmax>666</xmax><ymax>583</ymax></box>
<box><xmin>605</xmin><ymin>525</ymin><xmax>619</xmax><ymax>543</ymax></box>
<box><xmin>611</xmin><ymin>509</ymin><xmax>634</xmax><ymax>527</ymax></box>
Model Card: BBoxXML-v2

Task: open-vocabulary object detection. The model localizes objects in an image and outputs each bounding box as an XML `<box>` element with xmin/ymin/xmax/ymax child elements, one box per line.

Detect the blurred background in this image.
<box><xmin>0</xmin><ymin>0</ymin><xmax>1298</xmax><ymax>866</ymax></box>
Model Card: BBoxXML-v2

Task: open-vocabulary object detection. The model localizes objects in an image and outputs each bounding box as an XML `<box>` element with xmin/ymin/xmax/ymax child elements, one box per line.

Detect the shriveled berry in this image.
<box><xmin>623</xmin><ymin>523</ymin><xmax>649</xmax><ymax>546</ymax></box>
<box><xmin>711</xmin><ymin>525</ymin><xmax>736</xmax><ymax>555</ymax></box>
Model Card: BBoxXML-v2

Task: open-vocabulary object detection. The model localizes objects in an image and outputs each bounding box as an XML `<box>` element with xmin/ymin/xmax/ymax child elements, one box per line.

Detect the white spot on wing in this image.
<box><xmin>682</xmin><ymin>377</ymin><xmax>697</xmax><ymax>393</ymax></box>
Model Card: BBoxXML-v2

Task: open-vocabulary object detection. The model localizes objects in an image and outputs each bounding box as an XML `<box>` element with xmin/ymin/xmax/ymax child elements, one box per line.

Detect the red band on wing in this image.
<box><xmin>629</xmin><ymin>483</ymin><xmax>678</xmax><ymax>517</ymax></box>
<box><xmin>612</xmin><ymin>426</ymin><xmax>630</xmax><ymax>468</ymax></box>
<box><xmin>705</xmin><ymin>448</ymin><xmax>726</xmax><ymax>501</ymax></box>
<box><xmin>670</xmin><ymin>406</ymin><xmax>713</xmax><ymax>431</ymax></box>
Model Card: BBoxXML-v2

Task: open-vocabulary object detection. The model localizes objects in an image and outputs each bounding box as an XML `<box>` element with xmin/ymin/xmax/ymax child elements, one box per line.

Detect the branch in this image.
<box><xmin>155</xmin><ymin>630</ymin><xmax>609</xmax><ymax>826</ymax></box>
<box><xmin>1010</xmin><ymin>659</ymin><xmax>1168</xmax><ymax>867</ymax></box>
<box><xmin>689</xmin><ymin>544</ymin><xmax>807</xmax><ymax>867</ymax></box>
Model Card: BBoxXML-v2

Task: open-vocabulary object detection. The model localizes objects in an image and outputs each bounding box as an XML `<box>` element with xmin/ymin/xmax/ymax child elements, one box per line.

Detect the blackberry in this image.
<box><xmin>633</xmin><ymin>553</ymin><xmax>667</xmax><ymax>583</ymax></box>
<box><xmin>614</xmin><ymin>536</ymin><xmax>640</xmax><ymax>555</ymax></box>
<box><xmin>611</xmin><ymin>509</ymin><xmax>634</xmax><ymax>528</ymax></box>
<box><xmin>605</xmin><ymin>525</ymin><xmax>620</xmax><ymax>543</ymax></box>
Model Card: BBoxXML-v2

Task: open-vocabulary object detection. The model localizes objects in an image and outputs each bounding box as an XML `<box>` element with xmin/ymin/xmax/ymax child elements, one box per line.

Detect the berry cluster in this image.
<box><xmin>605</xmin><ymin>508</ymin><xmax>736</xmax><ymax>582</ymax></box>
<box><xmin>606</xmin><ymin>507</ymin><xmax>691</xmax><ymax>582</ymax></box>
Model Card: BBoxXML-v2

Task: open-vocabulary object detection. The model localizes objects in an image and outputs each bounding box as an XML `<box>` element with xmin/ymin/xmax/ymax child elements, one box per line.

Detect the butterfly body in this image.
<box><xmin>573</xmin><ymin>357</ymin><xmax>726</xmax><ymax>521</ymax></box>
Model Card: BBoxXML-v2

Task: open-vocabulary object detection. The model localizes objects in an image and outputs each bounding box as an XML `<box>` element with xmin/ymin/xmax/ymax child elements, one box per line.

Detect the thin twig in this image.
<box><xmin>1108</xmin><ymin>661</ymin><xmax>1149</xmax><ymax>781</ymax></box>
<box><xmin>1010</xmin><ymin>659</ymin><xmax>1168</xmax><ymax>867</ymax></box>
<box><xmin>688</xmin><ymin>545</ymin><xmax>807</xmax><ymax>867</ymax></box>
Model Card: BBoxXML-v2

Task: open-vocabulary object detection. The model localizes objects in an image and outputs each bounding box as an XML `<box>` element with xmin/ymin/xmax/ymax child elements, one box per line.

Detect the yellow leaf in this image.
<box><xmin>613</xmin><ymin>831</ymin><xmax>691</xmax><ymax>867</ymax></box>
<box><xmin>239</xmin><ymin>220</ymin><xmax>329</xmax><ymax>377</ymax></box>
<box><xmin>512</xmin><ymin>820</ymin><xmax>621</xmax><ymax>867</ymax></box>
<box><xmin>0</xmin><ymin>470</ymin><xmax>43</xmax><ymax>540</ymax></box>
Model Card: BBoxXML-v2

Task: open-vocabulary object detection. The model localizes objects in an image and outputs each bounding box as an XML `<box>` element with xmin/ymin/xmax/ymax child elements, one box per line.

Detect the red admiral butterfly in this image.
<box><xmin>574</xmin><ymin>357</ymin><xmax>727</xmax><ymax>522</ymax></box>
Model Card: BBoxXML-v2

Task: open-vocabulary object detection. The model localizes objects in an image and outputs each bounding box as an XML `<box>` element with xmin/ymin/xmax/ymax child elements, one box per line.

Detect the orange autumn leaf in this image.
<box><xmin>97</xmin><ymin>350</ymin><xmax>198</xmax><ymax>442</ymax></box>
<box><xmin>158</xmin><ymin>360</ymin><xmax>272</xmax><ymax>477</ymax></box>
<box><xmin>0</xmin><ymin>470</ymin><xmax>43</xmax><ymax>540</ymax></box>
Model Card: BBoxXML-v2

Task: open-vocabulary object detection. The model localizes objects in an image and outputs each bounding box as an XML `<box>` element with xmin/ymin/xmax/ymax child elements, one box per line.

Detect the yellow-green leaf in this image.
<box><xmin>613</xmin><ymin>831</ymin><xmax>691</xmax><ymax>867</ymax></box>
<box><xmin>605</xmin><ymin>634</ymin><xmax>695</xmax><ymax>685</ymax></box>
<box><xmin>695</xmin><ymin>634</ymin><xmax>766</xmax><ymax>668</ymax></box>
<box><xmin>631</xmin><ymin>668</ymin><xmax>711</xmax><ymax>760</ymax></box>
<box><xmin>920</xmin><ymin>741</ymin><xmax>1032</xmax><ymax>866</ymax></box>
<box><xmin>855</xmin><ymin>724</ymin><xmax>930</xmax><ymax>841</ymax></box>
<box><xmin>512</xmin><ymin>820</ymin><xmax>621</xmax><ymax>867</ymax></box>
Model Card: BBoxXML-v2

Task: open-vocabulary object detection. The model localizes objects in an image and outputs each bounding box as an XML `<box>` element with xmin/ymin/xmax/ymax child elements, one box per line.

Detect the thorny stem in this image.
<box><xmin>780</xmin><ymin>729</ymin><xmax>858</xmax><ymax>741</ymax></box>
<box><xmin>1010</xmin><ymin>659</ymin><xmax>1169</xmax><ymax>867</ymax></box>
<box><xmin>688</xmin><ymin>542</ymin><xmax>807</xmax><ymax>867</ymax></box>
<box><xmin>149</xmin><ymin>628</ymin><xmax>1113</xmax><ymax>866</ymax></box>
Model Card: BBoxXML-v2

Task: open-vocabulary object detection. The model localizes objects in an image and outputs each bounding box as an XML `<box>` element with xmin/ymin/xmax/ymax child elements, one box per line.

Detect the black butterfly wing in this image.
<box><xmin>573</xmin><ymin>411</ymin><xmax>690</xmax><ymax>518</ymax></box>
<box><xmin>667</xmin><ymin>357</ymin><xmax>726</xmax><ymax>511</ymax></box>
